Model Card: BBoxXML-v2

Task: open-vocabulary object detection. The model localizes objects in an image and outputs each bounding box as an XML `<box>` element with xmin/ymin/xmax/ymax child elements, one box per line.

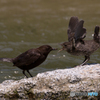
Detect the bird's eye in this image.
<box><xmin>64</xmin><ymin>44</ymin><xmax>67</xmax><ymax>47</ymax></box>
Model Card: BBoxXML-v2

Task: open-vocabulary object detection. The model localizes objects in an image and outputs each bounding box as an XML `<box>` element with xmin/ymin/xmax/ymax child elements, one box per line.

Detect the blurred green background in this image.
<box><xmin>0</xmin><ymin>0</ymin><xmax>100</xmax><ymax>82</ymax></box>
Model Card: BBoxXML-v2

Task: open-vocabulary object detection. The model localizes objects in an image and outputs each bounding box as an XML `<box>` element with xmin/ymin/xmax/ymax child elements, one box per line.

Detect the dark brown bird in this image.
<box><xmin>60</xmin><ymin>16</ymin><xmax>100</xmax><ymax>66</ymax></box>
<box><xmin>0</xmin><ymin>45</ymin><xmax>57</xmax><ymax>78</ymax></box>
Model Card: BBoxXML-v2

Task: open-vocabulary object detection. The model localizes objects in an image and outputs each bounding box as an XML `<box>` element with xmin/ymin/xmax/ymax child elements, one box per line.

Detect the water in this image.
<box><xmin>0</xmin><ymin>0</ymin><xmax>100</xmax><ymax>83</ymax></box>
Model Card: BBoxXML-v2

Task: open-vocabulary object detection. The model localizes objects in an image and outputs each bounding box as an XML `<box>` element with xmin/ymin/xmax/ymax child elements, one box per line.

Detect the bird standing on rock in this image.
<box><xmin>59</xmin><ymin>16</ymin><xmax>100</xmax><ymax>66</ymax></box>
<box><xmin>0</xmin><ymin>45</ymin><xmax>57</xmax><ymax>78</ymax></box>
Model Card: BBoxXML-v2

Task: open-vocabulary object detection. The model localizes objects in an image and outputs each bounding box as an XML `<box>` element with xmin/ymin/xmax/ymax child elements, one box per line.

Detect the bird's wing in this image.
<box><xmin>13</xmin><ymin>49</ymin><xmax>41</xmax><ymax>66</ymax></box>
<box><xmin>75</xmin><ymin>20</ymin><xmax>86</xmax><ymax>42</ymax></box>
<box><xmin>67</xmin><ymin>16</ymin><xmax>79</xmax><ymax>42</ymax></box>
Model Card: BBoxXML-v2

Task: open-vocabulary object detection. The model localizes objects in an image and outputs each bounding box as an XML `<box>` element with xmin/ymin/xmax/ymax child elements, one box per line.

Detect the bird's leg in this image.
<box><xmin>80</xmin><ymin>56</ymin><xmax>90</xmax><ymax>66</ymax></box>
<box><xmin>27</xmin><ymin>70</ymin><xmax>33</xmax><ymax>77</ymax></box>
<box><xmin>23</xmin><ymin>70</ymin><xmax>28</xmax><ymax>78</ymax></box>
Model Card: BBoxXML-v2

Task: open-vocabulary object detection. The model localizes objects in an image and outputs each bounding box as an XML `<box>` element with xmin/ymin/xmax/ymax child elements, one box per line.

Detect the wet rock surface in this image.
<box><xmin>0</xmin><ymin>64</ymin><xmax>100</xmax><ymax>99</ymax></box>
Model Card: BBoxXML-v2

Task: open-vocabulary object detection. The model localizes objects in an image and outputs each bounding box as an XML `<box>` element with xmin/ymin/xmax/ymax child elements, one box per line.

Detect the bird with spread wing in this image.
<box><xmin>59</xmin><ymin>16</ymin><xmax>100</xmax><ymax>66</ymax></box>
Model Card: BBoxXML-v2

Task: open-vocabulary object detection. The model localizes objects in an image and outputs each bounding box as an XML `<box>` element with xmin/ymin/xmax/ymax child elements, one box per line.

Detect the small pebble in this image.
<box><xmin>63</xmin><ymin>55</ymin><xmax>66</xmax><ymax>57</ymax></box>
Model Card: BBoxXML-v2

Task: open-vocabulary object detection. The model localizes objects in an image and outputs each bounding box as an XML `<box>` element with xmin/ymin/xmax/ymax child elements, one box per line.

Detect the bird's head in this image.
<box><xmin>38</xmin><ymin>45</ymin><xmax>57</xmax><ymax>55</ymax></box>
<box><xmin>58</xmin><ymin>42</ymin><xmax>71</xmax><ymax>52</ymax></box>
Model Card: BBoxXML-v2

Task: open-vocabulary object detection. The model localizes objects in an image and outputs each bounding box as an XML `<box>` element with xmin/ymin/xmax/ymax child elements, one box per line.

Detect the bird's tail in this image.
<box><xmin>93</xmin><ymin>26</ymin><xmax>100</xmax><ymax>43</ymax></box>
<box><xmin>0</xmin><ymin>58</ymin><xmax>12</xmax><ymax>62</ymax></box>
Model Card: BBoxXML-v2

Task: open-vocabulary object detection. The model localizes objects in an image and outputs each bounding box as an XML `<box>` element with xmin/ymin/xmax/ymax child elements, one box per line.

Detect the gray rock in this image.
<box><xmin>0</xmin><ymin>64</ymin><xmax>100</xmax><ymax>99</ymax></box>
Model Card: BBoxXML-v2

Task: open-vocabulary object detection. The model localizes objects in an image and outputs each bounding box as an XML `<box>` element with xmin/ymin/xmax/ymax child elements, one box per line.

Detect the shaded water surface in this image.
<box><xmin>0</xmin><ymin>0</ymin><xmax>100</xmax><ymax>83</ymax></box>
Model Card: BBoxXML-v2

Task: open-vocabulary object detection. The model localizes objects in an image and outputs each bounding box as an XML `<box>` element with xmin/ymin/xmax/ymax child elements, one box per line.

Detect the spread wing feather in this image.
<box><xmin>67</xmin><ymin>16</ymin><xmax>86</xmax><ymax>45</ymax></box>
<box><xmin>75</xmin><ymin>20</ymin><xmax>86</xmax><ymax>41</ymax></box>
<box><xmin>67</xmin><ymin>16</ymin><xmax>79</xmax><ymax>42</ymax></box>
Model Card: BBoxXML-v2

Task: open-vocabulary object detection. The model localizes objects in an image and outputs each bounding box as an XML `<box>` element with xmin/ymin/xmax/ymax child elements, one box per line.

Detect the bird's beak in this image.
<box><xmin>52</xmin><ymin>48</ymin><xmax>58</xmax><ymax>50</ymax></box>
<box><xmin>57</xmin><ymin>43</ymin><xmax>64</xmax><ymax>52</ymax></box>
<box><xmin>58</xmin><ymin>48</ymin><xmax>64</xmax><ymax>52</ymax></box>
